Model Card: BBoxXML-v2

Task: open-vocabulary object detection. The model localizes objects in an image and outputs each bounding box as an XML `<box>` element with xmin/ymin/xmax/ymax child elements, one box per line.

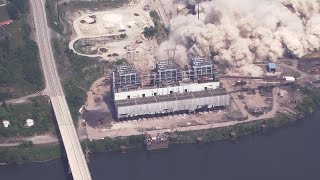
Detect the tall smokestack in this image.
<box><xmin>197</xmin><ymin>3</ymin><xmax>199</xmax><ymax>19</ymax></box>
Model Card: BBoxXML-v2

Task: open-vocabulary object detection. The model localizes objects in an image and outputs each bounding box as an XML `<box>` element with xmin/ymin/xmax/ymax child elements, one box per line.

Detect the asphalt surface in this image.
<box><xmin>29</xmin><ymin>0</ymin><xmax>92</xmax><ymax>179</ymax></box>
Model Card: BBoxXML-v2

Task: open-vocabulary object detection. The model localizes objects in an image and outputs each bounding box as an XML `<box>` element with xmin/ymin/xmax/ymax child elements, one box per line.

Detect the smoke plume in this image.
<box><xmin>157</xmin><ymin>0</ymin><xmax>320</xmax><ymax>75</ymax></box>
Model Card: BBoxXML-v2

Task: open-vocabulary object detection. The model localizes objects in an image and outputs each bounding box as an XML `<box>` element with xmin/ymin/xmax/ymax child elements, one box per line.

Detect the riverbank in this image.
<box><xmin>84</xmin><ymin>113</ymin><xmax>299</xmax><ymax>153</ymax></box>
<box><xmin>0</xmin><ymin>144</ymin><xmax>61</xmax><ymax>164</ymax></box>
<box><xmin>1</xmin><ymin>84</ymin><xmax>319</xmax><ymax>164</ymax></box>
<box><xmin>85</xmin><ymin>84</ymin><xmax>320</xmax><ymax>152</ymax></box>
<box><xmin>2</xmin><ymin>109</ymin><xmax>320</xmax><ymax>180</ymax></box>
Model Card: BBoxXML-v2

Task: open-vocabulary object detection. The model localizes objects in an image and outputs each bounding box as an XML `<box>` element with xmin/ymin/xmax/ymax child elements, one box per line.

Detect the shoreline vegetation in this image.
<box><xmin>1</xmin><ymin>84</ymin><xmax>319</xmax><ymax>165</ymax></box>
<box><xmin>0</xmin><ymin>144</ymin><xmax>61</xmax><ymax>165</ymax></box>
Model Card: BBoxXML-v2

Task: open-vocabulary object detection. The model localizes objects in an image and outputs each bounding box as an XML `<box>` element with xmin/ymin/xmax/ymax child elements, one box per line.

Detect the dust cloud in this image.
<box><xmin>157</xmin><ymin>0</ymin><xmax>320</xmax><ymax>75</ymax></box>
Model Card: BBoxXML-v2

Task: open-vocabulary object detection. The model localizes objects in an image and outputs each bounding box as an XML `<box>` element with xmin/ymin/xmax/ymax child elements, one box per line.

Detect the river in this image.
<box><xmin>1</xmin><ymin>111</ymin><xmax>320</xmax><ymax>180</ymax></box>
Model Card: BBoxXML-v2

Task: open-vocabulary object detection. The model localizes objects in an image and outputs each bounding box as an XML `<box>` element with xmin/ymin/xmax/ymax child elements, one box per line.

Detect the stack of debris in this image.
<box><xmin>144</xmin><ymin>132</ymin><xmax>169</xmax><ymax>150</ymax></box>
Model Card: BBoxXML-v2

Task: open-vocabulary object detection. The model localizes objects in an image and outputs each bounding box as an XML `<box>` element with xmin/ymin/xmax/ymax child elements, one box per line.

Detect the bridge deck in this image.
<box><xmin>51</xmin><ymin>96</ymin><xmax>92</xmax><ymax>180</ymax></box>
<box><xmin>30</xmin><ymin>0</ymin><xmax>92</xmax><ymax>178</ymax></box>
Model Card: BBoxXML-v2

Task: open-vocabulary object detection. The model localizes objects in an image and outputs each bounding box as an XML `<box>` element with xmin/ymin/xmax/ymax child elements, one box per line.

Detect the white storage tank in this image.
<box><xmin>26</xmin><ymin>119</ymin><xmax>35</xmax><ymax>127</ymax></box>
<box><xmin>2</xmin><ymin>120</ymin><xmax>10</xmax><ymax>128</ymax></box>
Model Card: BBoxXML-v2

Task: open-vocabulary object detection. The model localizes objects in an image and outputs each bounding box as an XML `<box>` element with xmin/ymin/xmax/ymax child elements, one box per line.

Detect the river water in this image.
<box><xmin>1</xmin><ymin>111</ymin><xmax>320</xmax><ymax>180</ymax></box>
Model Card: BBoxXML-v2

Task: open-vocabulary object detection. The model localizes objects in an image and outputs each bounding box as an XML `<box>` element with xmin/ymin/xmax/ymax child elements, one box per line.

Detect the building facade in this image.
<box><xmin>112</xmin><ymin>58</ymin><xmax>230</xmax><ymax>119</ymax></box>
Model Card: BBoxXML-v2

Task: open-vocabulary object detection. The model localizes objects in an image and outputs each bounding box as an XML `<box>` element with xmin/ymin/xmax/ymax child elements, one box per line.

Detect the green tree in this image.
<box><xmin>8</xmin><ymin>0</ymin><xmax>28</xmax><ymax>13</ymax></box>
<box><xmin>149</xmin><ymin>10</ymin><xmax>160</xmax><ymax>21</ymax></box>
<box><xmin>143</xmin><ymin>26</ymin><xmax>156</xmax><ymax>40</ymax></box>
<box><xmin>6</xmin><ymin>2</ymin><xmax>20</xmax><ymax>20</ymax></box>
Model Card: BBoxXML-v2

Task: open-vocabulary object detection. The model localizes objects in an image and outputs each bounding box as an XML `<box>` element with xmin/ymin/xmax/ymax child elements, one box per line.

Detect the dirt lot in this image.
<box><xmin>68</xmin><ymin>2</ymin><xmax>157</xmax><ymax>72</ymax></box>
<box><xmin>85</xmin><ymin>77</ymin><xmax>108</xmax><ymax>110</ymax></box>
<box><xmin>56</xmin><ymin>1</ymin><xmax>158</xmax><ymax>78</ymax></box>
<box><xmin>243</xmin><ymin>91</ymin><xmax>268</xmax><ymax>107</ymax></box>
<box><xmin>82</xmin><ymin>77</ymin><xmax>113</xmax><ymax>127</ymax></box>
<box><xmin>74</xmin><ymin>10</ymin><xmax>152</xmax><ymax>37</ymax></box>
<box><xmin>86</xmin><ymin>108</ymin><xmax>231</xmax><ymax>139</ymax></box>
<box><xmin>298</xmin><ymin>58</ymin><xmax>320</xmax><ymax>74</ymax></box>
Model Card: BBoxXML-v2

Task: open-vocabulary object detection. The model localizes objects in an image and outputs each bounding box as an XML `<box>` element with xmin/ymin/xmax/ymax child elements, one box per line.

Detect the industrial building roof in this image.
<box><xmin>0</xmin><ymin>19</ymin><xmax>13</xmax><ymax>26</ymax></box>
<box><xmin>116</xmin><ymin>64</ymin><xmax>137</xmax><ymax>75</ymax></box>
<box><xmin>115</xmin><ymin>89</ymin><xmax>229</xmax><ymax>107</ymax></box>
<box><xmin>156</xmin><ymin>60</ymin><xmax>177</xmax><ymax>71</ymax></box>
<box><xmin>267</xmin><ymin>63</ymin><xmax>276</xmax><ymax>69</ymax></box>
<box><xmin>191</xmin><ymin>57</ymin><xmax>212</xmax><ymax>67</ymax></box>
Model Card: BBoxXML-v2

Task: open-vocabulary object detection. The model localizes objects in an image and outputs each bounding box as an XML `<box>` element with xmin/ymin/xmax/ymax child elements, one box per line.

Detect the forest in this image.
<box><xmin>0</xmin><ymin>0</ymin><xmax>43</xmax><ymax>101</ymax></box>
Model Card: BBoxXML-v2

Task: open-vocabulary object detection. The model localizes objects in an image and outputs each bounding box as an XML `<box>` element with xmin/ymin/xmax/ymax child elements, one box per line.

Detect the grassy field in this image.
<box><xmin>0</xmin><ymin>96</ymin><xmax>54</xmax><ymax>138</ymax></box>
<box><xmin>3</xmin><ymin>18</ymin><xmax>24</xmax><ymax>48</ymax></box>
<box><xmin>0</xmin><ymin>144</ymin><xmax>61</xmax><ymax>164</ymax></box>
<box><xmin>0</xmin><ymin>2</ymin><xmax>9</xmax><ymax>22</ymax></box>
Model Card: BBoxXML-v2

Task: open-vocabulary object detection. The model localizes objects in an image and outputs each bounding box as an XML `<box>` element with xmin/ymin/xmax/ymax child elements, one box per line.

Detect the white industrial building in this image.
<box><xmin>112</xmin><ymin>58</ymin><xmax>230</xmax><ymax>119</ymax></box>
<box><xmin>114</xmin><ymin>81</ymin><xmax>220</xmax><ymax>101</ymax></box>
<box><xmin>116</xmin><ymin>89</ymin><xmax>230</xmax><ymax>117</ymax></box>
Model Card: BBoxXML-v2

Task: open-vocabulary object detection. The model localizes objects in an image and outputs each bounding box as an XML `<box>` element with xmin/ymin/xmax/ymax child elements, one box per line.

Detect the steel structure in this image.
<box><xmin>189</xmin><ymin>57</ymin><xmax>219</xmax><ymax>81</ymax></box>
<box><xmin>113</xmin><ymin>58</ymin><xmax>219</xmax><ymax>92</ymax></box>
<box><xmin>111</xmin><ymin>58</ymin><xmax>229</xmax><ymax>119</ymax></box>
<box><xmin>150</xmin><ymin>60</ymin><xmax>181</xmax><ymax>87</ymax></box>
<box><xmin>113</xmin><ymin>64</ymin><xmax>141</xmax><ymax>92</ymax></box>
<box><xmin>149</xmin><ymin>58</ymin><xmax>219</xmax><ymax>87</ymax></box>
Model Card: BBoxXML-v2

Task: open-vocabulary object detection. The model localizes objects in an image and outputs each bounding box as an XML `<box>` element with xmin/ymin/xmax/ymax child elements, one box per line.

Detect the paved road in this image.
<box><xmin>29</xmin><ymin>0</ymin><xmax>92</xmax><ymax>179</ymax></box>
<box><xmin>2</xmin><ymin>93</ymin><xmax>40</xmax><ymax>105</ymax></box>
<box><xmin>0</xmin><ymin>93</ymin><xmax>39</xmax><ymax>106</ymax></box>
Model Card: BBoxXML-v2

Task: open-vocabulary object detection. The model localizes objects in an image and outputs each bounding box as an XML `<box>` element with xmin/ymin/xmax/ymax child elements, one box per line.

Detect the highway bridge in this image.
<box><xmin>30</xmin><ymin>0</ymin><xmax>92</xmax><ymax>179</ymax></box>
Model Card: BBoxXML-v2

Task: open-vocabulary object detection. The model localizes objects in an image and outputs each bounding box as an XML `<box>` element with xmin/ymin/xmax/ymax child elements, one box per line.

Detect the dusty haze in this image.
<box><xmin>157</xmin><ymin>0</ymin><xmax>320</xmax><ymax>76</ymax></box>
